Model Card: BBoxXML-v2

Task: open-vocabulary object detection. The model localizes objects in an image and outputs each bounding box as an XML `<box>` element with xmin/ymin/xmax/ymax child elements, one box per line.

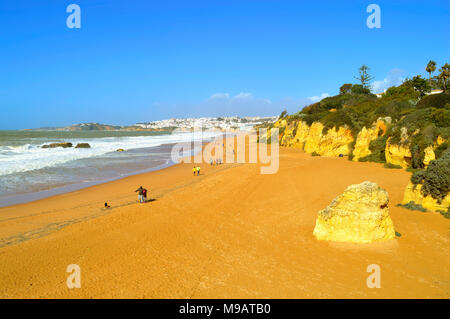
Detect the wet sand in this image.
<box><xmin>0</xmin><ymin>146</ymin><xmax>449</xmax><ymax>298</ymax></box>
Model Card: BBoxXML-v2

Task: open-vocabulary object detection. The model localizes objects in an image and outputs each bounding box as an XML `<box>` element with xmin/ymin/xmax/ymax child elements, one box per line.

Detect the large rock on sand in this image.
<box><xmin>313</xmin><ymin>181</ymin><xmax>395</xmax><ymax>243</ymax></box>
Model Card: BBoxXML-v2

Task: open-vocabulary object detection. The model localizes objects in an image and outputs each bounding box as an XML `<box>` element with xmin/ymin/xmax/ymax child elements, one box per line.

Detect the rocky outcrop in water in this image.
<box><xmin>313</xmin><ymin>181</ymin><xmax>395</xmax><ymax>243</ymax></box>
<box><xmin>75</xmin><ymin>143</ymin><xmax>91</xmax><ymax>148</ymax></box>
<box><xmin>42</xmin><ymin>142</ymin><xmax>73</xmax><ymax>148</ymax></box>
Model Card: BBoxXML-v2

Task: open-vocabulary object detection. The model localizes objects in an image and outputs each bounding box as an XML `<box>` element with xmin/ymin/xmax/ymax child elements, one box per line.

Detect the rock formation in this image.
<box><xmin>385</xmin><ymin>139</ymin><xmax>412</xmax><ymax>168</ymax></box>
<box><xmin>352</xmin><ymin>118</ymin><xmax>389</xmax><ymax>162</ymax></box>
<box><xmin>42</xmin><ymin>142</ymin><xmax>73</xmax><ymax>148</ymax></box>
<box><xmin>402</xmin><ymin>182</ymin><xmax>450</xmax><ymax>212</ymax></box>
<box><xmin>75</xmin><ymin>143</ymin><xmax>91</xmax><ymax>148</ymax></box>
<box><xmin>313</xmin><ymin>181</ymin><xmax>396</xmax><ymax>243</ymax></box>
<box><xmin>278</xmin><ymin>121</ymin><xmax>353</xmax><ymax>156</ymax></box>
<box><xmin>265</xmin><ymin>117</ymin><xmax>443</xmax><ymax>168</ymax></box>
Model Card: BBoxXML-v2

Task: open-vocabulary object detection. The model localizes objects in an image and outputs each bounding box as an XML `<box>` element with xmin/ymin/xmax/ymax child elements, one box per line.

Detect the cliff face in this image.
<box><xmin>280</xmin><ymin>121</ymin><xmax>300</xmax><ymax>147</ymax></box>
<box><xmin>281</xmin><ymin>121</ymin><xmax>310</xmax><ymax>149</ymax></box>
<box><xmin>385</xmin><ymin>139</ymin><xmax>413</xmax><ymax>168</ymax></box>
<box><xmin>402</xmin><ymin>182</ymin><xmax>450</xmax><ymax>212</ymax></box>
<box><xmin>385</xmin><ymin>137</ymin><xmax>442</xmax><ymax>169</ymax></box>
<box><xmin>279</xmin><ymin>121</ymin><xmax>353</xmax><ymax>156</ymax></box>
<box><xmin>278</xmin><ymin>118</ymin><xmax>386</xmax><ymax>159</ymax></box>
<box><xmin>352</xmin><ymin>118</ymin><xmax>389</xmax><ymax>162</ymax></box>
<box><xmin>307</xmin><ymin>124</ymin><xmax>354</xmax><ymax>156</ymax></box>
<box><xmin>268</xmin><ymin>118</ymin><xmax>443</xmax><ymax>170</ymax></box>
<box><xmin>313</xmin><ymin>181</ymin><xmax>395</xmax><ymax>243</ymax></box>
<box><xmin>266</xmin><ymin>118</ymin><xmax>448</xmax><ymax>214</ymax></box>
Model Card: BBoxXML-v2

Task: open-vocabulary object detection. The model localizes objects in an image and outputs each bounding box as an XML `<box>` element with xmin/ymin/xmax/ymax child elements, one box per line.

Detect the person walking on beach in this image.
<box><xmin>142</xmin><ymin>188</ymin><xmax>148</xmax><ymax>203</ymax></box>
<box><xmin>193</xmin><ymin>166</ymin><xmax>197</xmax><ymax>175</ymax></box>
<box><xmin>210</xmin><ymin>158</ymin><xmax>213</xmax><ymax>166</ymax></box>
<box><xmin>135</xmin><ymin>186</ymin><xmax>145</xmax><ymax>203</ymax></box>
<box><xmin>196</xmin><ymin>166</ymin><xmax>201</xmax><ymax>175</ymax></box>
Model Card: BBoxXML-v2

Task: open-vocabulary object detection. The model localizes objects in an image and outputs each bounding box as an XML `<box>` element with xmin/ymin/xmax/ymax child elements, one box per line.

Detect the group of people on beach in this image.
<box><xmin>135</xmin><ymin>186</ymin><xmax>148</xmax><ymax>203</ymax></box>
<box><xmin>210</xmin><ymin>158</ymin><xmax>222</xmax><ymax>165</ymax></box>
<box><xmin>192</xmin><ymin>166</ymin><xmax>201</xmax><ymax>176</ymax></box>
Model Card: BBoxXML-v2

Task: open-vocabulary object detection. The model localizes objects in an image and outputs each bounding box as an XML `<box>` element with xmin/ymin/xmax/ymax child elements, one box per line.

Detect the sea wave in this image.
<box><xmin>0</xmin><ymin>132</ymin><xmax>219</xmax><ymax>176</ymax></box>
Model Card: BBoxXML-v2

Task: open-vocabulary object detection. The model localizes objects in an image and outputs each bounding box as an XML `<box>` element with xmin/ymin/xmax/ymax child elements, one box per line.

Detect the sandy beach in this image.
<box><xmin>0</xmin><ymin>145</ymin><xmax>449</xmax><ymax>299</ymax></box>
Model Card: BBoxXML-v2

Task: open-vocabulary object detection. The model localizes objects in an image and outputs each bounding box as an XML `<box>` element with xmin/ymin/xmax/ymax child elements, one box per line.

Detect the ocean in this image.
<box><xmin>0</xmin><ymin>130</ymin><xmax>219</xmax><ymax>207</ymax></box>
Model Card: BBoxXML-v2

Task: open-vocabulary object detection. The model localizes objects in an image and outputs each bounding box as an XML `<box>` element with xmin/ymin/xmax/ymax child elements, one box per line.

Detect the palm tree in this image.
<box><xmin>425</xmin><ymin>60</ymin><xmax>437</xmax><ymax>86</ymax></box>
<box><xmin>438</xmin><ymin>63</ymin><xmax>450</xmax><ymax>92</ymax></box>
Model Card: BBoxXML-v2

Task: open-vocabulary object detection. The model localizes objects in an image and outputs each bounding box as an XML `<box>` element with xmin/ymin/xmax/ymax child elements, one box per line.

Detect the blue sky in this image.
<box><xmin>0</xmin><ymin>0</ymin><xmax>449</xmax><ymax>129</ymax></box>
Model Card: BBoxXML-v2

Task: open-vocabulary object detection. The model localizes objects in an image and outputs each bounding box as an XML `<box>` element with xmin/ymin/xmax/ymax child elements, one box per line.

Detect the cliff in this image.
<box><xmin>271</xmin><ymin>116</ymin><xmax>443</xmax><ymax>169</ymax></box>
<box><xmin>384</xmin><ymin>135</ymin><xmax>442</xmax><ymax>169</ymax></box>
<box><xmin>261</xmin><ymin>90</ymin><xmax>449</xmax><ymax>213</ymax></box>
<box><xmin>402</xmin><ymin>182</ymin><xmax>450</xmax><ymax>212</ymax></box>
<box><xmin>352</xmin><ymin>117</ymin><xmax>389</xmax><ymax>162</ymax></box>
<box><xmin>277</xmin><ymin>120</ymin><xmax>353</xmax><ymax>156</ymax></box>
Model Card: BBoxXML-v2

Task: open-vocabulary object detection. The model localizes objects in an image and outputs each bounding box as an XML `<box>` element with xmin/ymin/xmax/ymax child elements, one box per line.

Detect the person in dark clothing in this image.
<box><xmin>135</xmin><ymin>186</ymin><xmax>144</xmax><ymax>203</ymax></box>
<box><xmin>142</xmin><ymin>188</ymin><xmax>148</xmax><ymax>203</ymax></box>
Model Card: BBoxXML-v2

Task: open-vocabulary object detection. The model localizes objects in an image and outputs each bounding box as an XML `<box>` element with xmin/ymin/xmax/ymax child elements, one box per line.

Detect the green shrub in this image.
<box><xmin>384</xmin><ymin>163</ymin><xmax>402</xmax><ymax>169</ymax></box>
<box><xmin>411</xmin><ymin>148</ymin><xmax>450</xmax><ymax>203</ymax></box>
<box><xmin>351</xmin><ymin>84</ymin><xmax>371</xmax><ymax>95</ymax></box>
<box><xmin>384</xmin><ymin>85</ymin><xmax>416</xmax><ymax>98</ymax></box>
<box><xmin>311</xmin><ymin>151</ymin><xmax>320</xmax><ymax>156</ymax></box>
<box><xmin>340</xmin><ymin>84</ymin><xmax>353</xmax><ymax>95</ymax></box>
<box><xmin>320</xmin><ymin>108</ymin><xmax>357</xmax><ymax>135</ymax></box>
<box><xmin>411</xmin><ymin>170</ymin><xmax>425</xmax><ymax>185</ymax></box>
<box><xmin>388</xmin><ymin>108</ymin><xmax>449</xmax><ymax>169</ymax></box>
<box><xmin>434</xmin><ymin>142</ymin><xmax>449</xmax><ymax>159</ymax></box>
<box><xmin>416</xmin><ymin>93</ymin><xmax>450</xmax><ymax>109</ymax></box>
<box><xmin>439</xmin><ymin>208</ymin><xmax>450</xmax><ymax>219</ymax></box>
<box><xmin>279</xmin><ymin>109</ymin><xmax>288</xmax><ymax>119</ymax></box>
<box><xmin>359</xmin><ymin>136</ymin><xmax>387</xmax><ymax>163</ymax></box>
<box><xmin>396</xmin><ymin>201</ymin><xmax>427</xmax><ymax>212</ymax></box>
<box><xmin>431</xmin><ymin>108</ymin><xmax>450</xmax><ymax>127</ymax></box>
<box><xmin>286</xmin><ymin>114</ymin><xmax>303</xmax><ymax>123</ymax></box>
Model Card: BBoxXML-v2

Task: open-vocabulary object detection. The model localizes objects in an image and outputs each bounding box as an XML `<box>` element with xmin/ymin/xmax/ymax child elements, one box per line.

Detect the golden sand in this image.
<box><xmin>0</xmin><ymin>146</ymin><xmax>448</xmax><ymax>298</ymax></box>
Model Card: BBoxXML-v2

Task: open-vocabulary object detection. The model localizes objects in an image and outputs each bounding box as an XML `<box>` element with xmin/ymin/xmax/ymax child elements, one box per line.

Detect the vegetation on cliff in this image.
<box><xmin>411</xmin><ymin>148</ymin><xmax>450</xmax><ymax>204</ymax></box>
<box><xmin>261</xmin><ymin>62</ymin><xmax>449</xmax><ymax>210</ymax></box>
<box><xmin>268</xmin><ymin>63</ymin><xmax>449</xmax><ymax>166</ymax></box>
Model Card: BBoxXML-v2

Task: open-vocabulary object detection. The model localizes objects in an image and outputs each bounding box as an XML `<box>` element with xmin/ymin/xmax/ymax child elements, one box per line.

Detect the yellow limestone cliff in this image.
<box><xmin>384</xmin><ymin>131</ymin><xmax>444</xmax><ymax>168</ymax></box>
<box><xmin>352</xmin><ymin>118</ymin><xmax>389</xmax><ymax>162</ymax></box>
<box><xmin>402</xmin><ymin>182</ymin><xmax>450</xmax><ymax>212</ymax></box>
<box><xmin>269</xmin><ymin>118</ymin><xmax>441</xmax><ymax>168</ymax></box>
<box><xmin>313</xmin><ymin>181</ymin><xmax>396</xmax><ymax>243</ymax></box>
<box><xmin>385</xmin><ymin>139</ymin><xmax>412</xmax><ymax>168</ymax></box>
<box><xmin>385</xmin><ymin>141</ymin><xmax>439</xmax><ymax>168</ymax></box>
<box><xmin>281</xmin><ymin>121</ymin><xmax>311</xmax><ymax>149</ymax></box>
<box><xmin>280</xmin><ymin>121</ymin><xmax>354</xmax><ymax>156</ymax></box>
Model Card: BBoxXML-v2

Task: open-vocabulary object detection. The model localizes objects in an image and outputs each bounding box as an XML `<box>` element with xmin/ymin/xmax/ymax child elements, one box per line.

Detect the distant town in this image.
<box><xmin>135</xmin><ymin>116</ymin><xmax>278</xmax><ymax>130</ymax></box>
<box><xmin>25</xmin><ymin>116</ymin><xmax>278</xmax><ymax>132</ymax></box>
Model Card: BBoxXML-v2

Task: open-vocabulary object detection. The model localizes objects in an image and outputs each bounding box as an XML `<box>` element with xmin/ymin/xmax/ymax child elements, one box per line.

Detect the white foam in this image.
<box><xmin>0</xmin><ymin>131</ymin><xmax>220</xmax><ymax>176</ymax></box>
